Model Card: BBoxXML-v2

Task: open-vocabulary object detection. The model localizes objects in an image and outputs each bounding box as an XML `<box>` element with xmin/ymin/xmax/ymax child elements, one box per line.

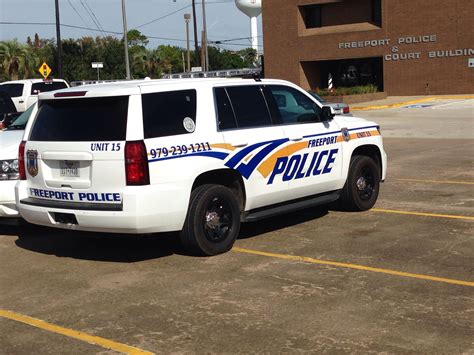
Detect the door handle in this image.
<box><xmin>230</xmin><ymin>141</ymin><xmax>248</xmax><ymax>148</ymax></box>
<box><xmin>289</xmin><ymin>136</ymin><xmax>303</xmax><ymax>141</ymax></box>
<box><xmin>19</xmin><ymin>100</ymin><xmax>24</xmax><ymax>103</ymax></box>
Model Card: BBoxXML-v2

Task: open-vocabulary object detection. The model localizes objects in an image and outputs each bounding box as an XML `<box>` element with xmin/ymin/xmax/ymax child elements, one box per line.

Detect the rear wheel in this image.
<box><xmin>180</xmin><ymin>184</ymin><xmax>241</xmax><ymax>256</ymax></box>
<box><xmin>339</xmin><ymin>155</ymin><xmax>380</xmax><ymax>211</ymax></box>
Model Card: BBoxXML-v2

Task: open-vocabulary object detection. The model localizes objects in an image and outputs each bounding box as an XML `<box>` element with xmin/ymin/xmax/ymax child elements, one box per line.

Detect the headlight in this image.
<box><xmin>1</xmin><ymin>161</ymin><xmax>9</xmax><ymax>173</ymax></box>
<box><xmin>0</xmin><ymin>160</ymin><xmax>20</xmax><ymax>180</ymax></box>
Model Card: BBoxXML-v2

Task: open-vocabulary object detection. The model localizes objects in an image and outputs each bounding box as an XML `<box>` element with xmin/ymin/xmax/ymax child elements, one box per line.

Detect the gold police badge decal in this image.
<box><xmin>26</xmin><ymin>150</ymin><xmax>39</xmax><ymax>177</ymax></box>
<box><xmin>341</xmin><ymin>128</ymin><xmax>350</xmax><ymax>142</ymax></box>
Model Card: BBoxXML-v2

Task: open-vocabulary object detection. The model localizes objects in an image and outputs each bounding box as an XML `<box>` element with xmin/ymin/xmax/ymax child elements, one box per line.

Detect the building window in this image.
<box><xmin>302</xmin><ymin>5</ymin><xmax>322</xmax><ymax>29</ymax></box>
<box><xmin>300</xmin><ymin>0</ymin><xmax>382</xmax><ymax>29</ymax></box>
<box><xmin>301</xmin><ymin>57</ymin><xmax>384</xmax><ymax>92</ymax></box>
<box><xmin>372</xmin><ymin>0</ymin><xmax>382</xmax><ymax>26</ymax></box>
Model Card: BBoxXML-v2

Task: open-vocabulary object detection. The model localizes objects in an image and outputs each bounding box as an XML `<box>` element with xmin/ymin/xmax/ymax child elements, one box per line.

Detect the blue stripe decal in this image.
<box><xmin>149</xmin><ymin>151</ymin><xmax>229</xmax><ymax>163</ymax></box>
<box><xmin>225</xmin><ymin>138</ymin><xmax>288</xmax><ymax>179</ymax></box>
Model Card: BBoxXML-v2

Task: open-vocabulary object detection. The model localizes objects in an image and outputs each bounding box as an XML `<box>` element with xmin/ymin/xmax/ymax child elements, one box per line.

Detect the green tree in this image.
<box><xmin>0</xmin><ymin>40</ymin><xmax>27</xmax><ymax>80</ymax></box>
<box><xmin>127</xmin><ymin>29</ymin><xmax>149</xmax><ymax>48</ymax></box>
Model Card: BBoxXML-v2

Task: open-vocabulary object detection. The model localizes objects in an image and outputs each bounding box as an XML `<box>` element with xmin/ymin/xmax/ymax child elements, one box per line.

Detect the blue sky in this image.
<box><xmin>0</xmin><ymin>0</ymin><xmax>263</xmax><ymax>50</ymax></box>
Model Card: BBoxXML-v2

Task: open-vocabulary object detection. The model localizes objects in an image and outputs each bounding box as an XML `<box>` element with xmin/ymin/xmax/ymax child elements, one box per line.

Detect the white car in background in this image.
<box><xmin>308</xmin><ymin>91</ymin><xmax>352</xmax><ymax>116</ymax></box>
<box><xmin>0</xmin><ymin>79</ymin><xmax>68</xmax><ymax>112</ymax></box>
<box><xmin>0</xmin><ymin>104</ymin><xmax>36</xmax><ymax>218</ymax></box>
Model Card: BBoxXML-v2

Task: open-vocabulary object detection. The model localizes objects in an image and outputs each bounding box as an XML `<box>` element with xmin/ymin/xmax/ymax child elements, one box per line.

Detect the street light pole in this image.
<box><xmin>184</xmin><ymin>14</ymin><xmax>191</xmax><ymax>72</ymax></box>
<box><xmin>201</xmin><ymin>0</ymin><xmax>209</xmax><ymax>72</ymax></box>
<box><xmin>192</xmin><ymin>0</ymin><xmax>200</xmax><ymax>67</ymax></box>
<box><xmin>54</xmin><ymin>0</ymin><xmax>62</xmax><ymax>78</ymax></box>
<box><xmin>121</xmin><ymin>0</ymin><xmax>131</xmax><ymax>79</ymax></box>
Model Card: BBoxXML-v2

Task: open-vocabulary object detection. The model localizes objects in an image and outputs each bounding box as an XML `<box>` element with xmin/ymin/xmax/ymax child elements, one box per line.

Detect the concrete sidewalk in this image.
<box><xmin>351</xmin><ymin>94</ymin><xmax>474</xmax><ymax>111</ymax></box>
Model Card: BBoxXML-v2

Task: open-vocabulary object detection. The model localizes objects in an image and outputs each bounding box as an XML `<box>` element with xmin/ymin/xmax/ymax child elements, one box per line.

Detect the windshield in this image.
<box><xmin>0</xmin><ymin>83</ymin><xmax>24</xmax><ymax>98</ymax></box>
<box><xmin>6</xmin><ymin>103</ymin><xmax>35</xmax><ymax>130</ymax></box>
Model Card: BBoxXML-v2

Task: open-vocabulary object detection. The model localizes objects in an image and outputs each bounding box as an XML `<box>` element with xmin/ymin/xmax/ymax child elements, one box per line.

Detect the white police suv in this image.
<box><xmin>16</xmin><ymin>78</ymin><xmax>387</xmax><ymax>255</ymax></box>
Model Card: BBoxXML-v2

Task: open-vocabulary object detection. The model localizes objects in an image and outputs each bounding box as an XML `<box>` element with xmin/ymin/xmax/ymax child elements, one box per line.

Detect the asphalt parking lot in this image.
<box><xmin>1</xmin><ymin>97</ymin><xmax>473</xmax><ymax>354</ymax></box>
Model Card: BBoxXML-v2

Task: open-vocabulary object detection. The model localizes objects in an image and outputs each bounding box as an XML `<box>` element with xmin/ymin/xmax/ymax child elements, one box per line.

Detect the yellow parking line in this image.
<box><xmin>352</xmin><ymin>95</ymin><xmax>474</xmax><ymax>111</ymax></box>
<box><xmin>0</xmin><ymin>310</ymin><xmax>154</xmax><ymax>355</ymax></box>
<box><xmin>352</xmin><ymin>97</ymin><xmax>435</xmax><ymax>111</ymax></box>
<box><xmin>395</xmin><ymin>178</ymin><xmax>474</xmax><ymax>185</ymax></box>
<box><xmin>371</xmin><ymin>208</ymin><xmax>474</xmax><ymax>221</ymax></box>
<box><xmin>232</xmin><ymin>247</ymin><xmax>474</xmax><ymax>287</ymax></box>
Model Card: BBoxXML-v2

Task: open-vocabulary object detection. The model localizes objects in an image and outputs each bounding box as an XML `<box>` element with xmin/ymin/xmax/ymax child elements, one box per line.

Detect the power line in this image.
<box><xmin>83</xmin><ymin>0</ymin><xmax>106</xmax><ymax>35</ymax></box>
<box><xmin>67</xmin><ymin>0</ymin><xmax>89</xmax><ymax>28</ymax></box>
<box><xmin>79</xmin><ymin>0</ymin><xmax>105</xmax><ymax>36</ymax></box>
<box><xmin>0</xmin><ymin>22</ymin><xmax>261</xmax><ymax>48</ymax></box>
<box><xmin>133</xmin><ymin>0</ymin><xmax>235</xmax><ymax>30</ymax></box>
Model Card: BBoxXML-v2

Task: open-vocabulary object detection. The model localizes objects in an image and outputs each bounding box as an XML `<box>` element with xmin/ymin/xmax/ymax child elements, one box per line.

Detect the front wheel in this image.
<box><xmin>339</xmin><ymin>155</ymin><xmax>380</xmax><ymax>211</ymax></box>
<box><xmin>180</xmin><ymin>184</ymin><xmax>241</xmax><ymax>256</ymax></box>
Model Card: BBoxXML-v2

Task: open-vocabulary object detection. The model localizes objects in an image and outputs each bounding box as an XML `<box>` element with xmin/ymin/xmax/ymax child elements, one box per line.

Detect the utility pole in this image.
<box><xmin>201</xmin><ymin>0</ymin><xmax>209</xmax><ymax>71</ymax></box>
<box><xmin>121</xmin><ymin>0</ymin><xmax>131</xmax><ymax>79</ymax></box>
<box><xmin>191</xmin><ymin>0</ymin><xmax>200</xmax><ymax>67</ymax></box>
<box><xmin>184</xmin><ymin>14</ymin><xmax>191</xmax><ymax>72</ymax></box>
<box><xmin>54</xmin><ymin>0</ymin><xmax>62</xmax><ymax>78</ymax></box>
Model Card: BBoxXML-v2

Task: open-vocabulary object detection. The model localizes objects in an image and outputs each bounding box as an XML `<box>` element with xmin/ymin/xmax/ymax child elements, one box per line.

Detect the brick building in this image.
<box><xmin>262</xmin><ymin>0</ymin><xmax>474</xmax><ymax>95</ymax></box>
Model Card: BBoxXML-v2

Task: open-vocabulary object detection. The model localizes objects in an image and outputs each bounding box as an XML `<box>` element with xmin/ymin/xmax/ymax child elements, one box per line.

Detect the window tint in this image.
<box><xmin>0</xmin><ymin>84</ymin><xmax>24</xmax><ymax>98</ymax></box>
<box><xmin>142</xmin><ymin>90</ymin><xmax>196</xmax><ymax>139</ymax></box>
<box><xmin>225</xmin><ymin>86</ymin><xmax>272</xmax><ymax>129</ymax></box>
<box><xmin>268</xmin><ymin>86</ymin><xmax>322</xmax><ymax>124</ymax></box>
<box><xmin>0</xmin><ymin>93</ymin><xmax>16</xmax><ymax>114</ymax></box>
<box><xmin>214</xmin><ymin>88</ymin><xmax>237</xmax><ymax>130</ymax></box>
<box><xmin>29</xmin><ymin>97</ymin><xmax>128</xmax><ymax>141</ymax></box>
<box><xmin>31</xmin><ymin>81</ymin><xmax>68</xmax><ymax>95</ymax></box>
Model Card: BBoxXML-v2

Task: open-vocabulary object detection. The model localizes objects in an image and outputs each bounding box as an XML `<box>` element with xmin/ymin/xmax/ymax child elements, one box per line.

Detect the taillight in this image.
<box><xmin>343</xmin><ymin>106</ymin><xmax>350</xmax><ymax>114</ymax></box>
<box><xmin>18</xmin><ymin>140</ymin><xmax>26</xmax><ymax>180</ymax></box>
<box><xmin>125</xmin><ymin>140</ymin><xmax>150</xmax><ymax>186</ymax></box>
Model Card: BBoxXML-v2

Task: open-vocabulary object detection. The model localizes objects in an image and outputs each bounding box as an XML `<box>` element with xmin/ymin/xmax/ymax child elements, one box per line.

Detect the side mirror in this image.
<box><xmin>321</xmin><ymin>106</ymin><xmax>335</xmax><ymax>121</ymax></box>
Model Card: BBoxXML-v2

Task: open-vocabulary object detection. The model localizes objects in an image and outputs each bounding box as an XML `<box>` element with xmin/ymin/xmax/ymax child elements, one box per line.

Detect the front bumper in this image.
<box><xmin>0</xmin><ymin>180</ymin><xmax>20</xmax><ymax>217</ymax></box>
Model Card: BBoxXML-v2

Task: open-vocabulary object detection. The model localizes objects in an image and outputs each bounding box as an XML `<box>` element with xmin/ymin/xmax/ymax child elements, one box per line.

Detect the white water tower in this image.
<box><xmin>235</xmin><ymin>0</ymin><xmax>262</xmax><ymax>52</ymax></box>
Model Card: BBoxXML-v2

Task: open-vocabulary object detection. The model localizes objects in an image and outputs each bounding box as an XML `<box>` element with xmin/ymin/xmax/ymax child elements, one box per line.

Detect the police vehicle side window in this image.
<box><xmin>267</xmin><ymin>85</ymin><xmax>322</xmax><ymax>124</ymax></box>
<box><xmin>142</xmin><ymin>90</ymin><xmax>196</xmax><ymax>139</ymax></box>
<box><xmin>225</xmin><ymin>85</ymin><xmax>273</xmax><ymax>129</ymax></box>
<box><xmin>215</xmin><ymin>87</ymin><xmax>238</xmax><ymax>130</ymax></box>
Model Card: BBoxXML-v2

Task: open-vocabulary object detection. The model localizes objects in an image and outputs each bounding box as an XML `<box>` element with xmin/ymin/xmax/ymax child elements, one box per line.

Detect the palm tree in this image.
<box><xmin>144</xmin><ymin>49</ymin><xmax>161</xmax><ymax>78</ymax></box>
<box><xmin>0</xmin><ymin>40</ymin><xmax>27</xmax><ymax>80</ymax></box>
<box><xmin>22</xmin><ymin>47</ymin><xmax>40</xmax><ymax>79</ymax></box>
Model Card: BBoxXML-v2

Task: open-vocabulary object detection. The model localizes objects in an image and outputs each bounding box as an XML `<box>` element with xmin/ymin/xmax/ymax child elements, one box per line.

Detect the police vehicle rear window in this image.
<box><xmin>29</xmin><ymin>97</ymin><xmax>128</xmax><ymax>141</ymax></box>
<box><xmin>31</xmin><ymin>81</ymin><xmax>68</xmax><ymax>95</ymax></box>
<box><xmin>142</xmin><ymin>90</ymin><xmax>197</xmax><ymax>139</ymax></box>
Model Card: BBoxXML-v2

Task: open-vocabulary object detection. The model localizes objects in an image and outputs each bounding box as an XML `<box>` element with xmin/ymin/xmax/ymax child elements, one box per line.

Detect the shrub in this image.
<box><xmin>312</xmin><ymin>84</ymin><xmax>378</xmax><ymax>97</ymax></box>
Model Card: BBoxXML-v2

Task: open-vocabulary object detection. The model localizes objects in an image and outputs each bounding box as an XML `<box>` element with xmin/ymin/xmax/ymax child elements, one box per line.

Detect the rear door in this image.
<box><xmin>24</xmin><ymin>95</ymin><xmax>130</xmax><ymax>208</ymax></box>
<box><xmin>216</xmin><ymin>84</ymin><xmax>289</xmax><ymax>210</ymax></box>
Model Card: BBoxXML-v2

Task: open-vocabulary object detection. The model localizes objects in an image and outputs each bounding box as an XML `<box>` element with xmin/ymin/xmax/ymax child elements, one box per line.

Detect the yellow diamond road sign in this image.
<box><xmin>39</xmin><ymin>62</ymin><xmax>52</xmax><ymax>79</ymax></box>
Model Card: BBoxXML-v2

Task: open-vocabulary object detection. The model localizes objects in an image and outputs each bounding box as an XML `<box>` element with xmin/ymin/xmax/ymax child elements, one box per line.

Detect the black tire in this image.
<box><xmin>339</xmin><ymin>155</ymin><xmax>380</xmax><ymax>211</ymax></box>
<box><xmin>180</xmin><ymin>184</ymin><xmax>241</xmax><ymax>256</ymax></box>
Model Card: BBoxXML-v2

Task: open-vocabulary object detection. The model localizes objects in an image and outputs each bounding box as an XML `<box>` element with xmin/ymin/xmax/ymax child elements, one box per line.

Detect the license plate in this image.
<box><xmin>60</xmin><ymin>161</ymin><xmax>80</xmax><ymax>177</ymax></box>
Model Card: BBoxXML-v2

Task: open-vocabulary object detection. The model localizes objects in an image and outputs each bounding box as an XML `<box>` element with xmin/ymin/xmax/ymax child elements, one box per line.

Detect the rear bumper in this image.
<box><xmin>0</xmin><ymin>180</ymin><xmax>20</xmax><ymax>217</ymax></box>
<box><xmin>15</xmin><ymin>182</ymin><xmax>190</xmax><ymax>234</ymax></box>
